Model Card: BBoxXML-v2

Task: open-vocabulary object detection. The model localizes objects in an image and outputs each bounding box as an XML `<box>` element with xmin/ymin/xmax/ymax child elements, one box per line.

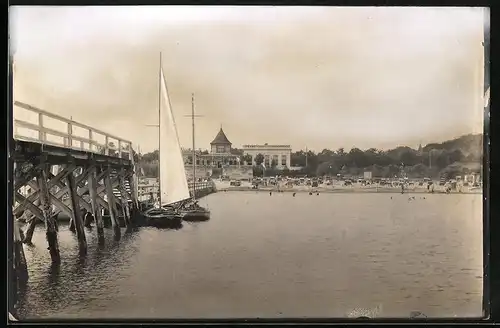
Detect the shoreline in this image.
<box><xmin>216</xmin><ymin>186</ymin><xmax>482</xmax><ymax>195</ymax></box>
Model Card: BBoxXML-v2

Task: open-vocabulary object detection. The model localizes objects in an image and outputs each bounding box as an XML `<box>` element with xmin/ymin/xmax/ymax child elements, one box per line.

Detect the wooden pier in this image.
<box><xmin>9</xmin><ymin>101</ymin><xmax>218</xmax><ymax>314</ymax></box>
<box><xmin>137</xmin><ymin>180</ymin><xmax>217</xmax><ymax>203</ymax></box>
<box><xmin>10</xmin><ymin>101</ymin><xmax>217</xmax><ymax>277</ymax></box>
<box><xmin>11</xmin><ymin>101</ymin><xmax>139</xmax><ymax>263</ymax></box>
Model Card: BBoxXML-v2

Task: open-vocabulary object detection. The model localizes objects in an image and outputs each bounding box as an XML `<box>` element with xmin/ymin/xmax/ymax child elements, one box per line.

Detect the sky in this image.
<box><xmin>10</xmin><ymin>6</ymin><xmax>487</xmax><ymax>153</ymax></box>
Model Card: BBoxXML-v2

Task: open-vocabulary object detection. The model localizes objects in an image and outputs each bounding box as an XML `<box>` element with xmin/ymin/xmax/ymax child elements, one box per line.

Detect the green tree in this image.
<box><xmin>440</xmin><ymin>163</ymin><xmax>466</xmax><ymax>180</ymax></box>
<box><xmin>435</xmin><ymin>150</ymin><xmax>450</xmax><ymax>169</ymax></box>
<box><xmin>241</xmin><ymin>154</ymin><xmax>252</xmax><ymax>164</ymax></box>
<box><xmin>316</xmin><ymin>161</ymin><xmax>338</xmax><ymax>176</ymax></box>
<box><xmin>254</xmin><ymin>153</ymin><xmax>264</xmax><ymax>166</ymax></box>
<box><xmin>231</xmin><ymin>148</ymin><xmax>244</xmax><ymax>156</ymax></box>
<box><xmin>347</xmin><ymin>148</ymin><xmax>366</xmax><ymax>167</ymax></box>
<box><xmin>252</xmin><ymin>165</ymin><xmax>264</xmax><ymax>177</ymax></box>
<box><xmin>408</xmin><ymin>163</ymin><xmax>429</xmax><ymax>178</ymax></box>
<box><xmin>291</xmin><ymin>151</ymin><xmax>306</xmax><ymax>167</ymax></box>
<box><xmin>399</xmin><ymin>149</ymin><xmax>418</xmax><ymax>166</ymax></box>
<box><xmin>448</xmin><ymin>149</ymin><xmax>464</xmax><ymax>164</ymax></box>
<box><xmin>133</xmin><ymin>133</ymin><xmax>482</xmax><ymax>180</ymax></box>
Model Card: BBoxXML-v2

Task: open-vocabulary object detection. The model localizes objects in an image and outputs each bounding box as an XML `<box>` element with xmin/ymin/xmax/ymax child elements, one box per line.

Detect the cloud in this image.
<box><xmin>11</xmin><ymin>6</ymin><xmax>486</xmax><ymax>152</ymax></box>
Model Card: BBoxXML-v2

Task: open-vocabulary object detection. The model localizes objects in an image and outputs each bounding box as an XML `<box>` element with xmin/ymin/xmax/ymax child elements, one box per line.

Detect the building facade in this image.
<box><xmin>242</xmin><ymin>143</ymin><xmax>292</xmax><ymax>169</ymax></box>
<box><xmin>182</xmin><ymin>127</ymin><xmax>241</xmax><ymax>168</ymax></box>
<box><xmin>180</xmin><ymin>128</ymin><xmax>292</xmax><ymax>180</ymax></box>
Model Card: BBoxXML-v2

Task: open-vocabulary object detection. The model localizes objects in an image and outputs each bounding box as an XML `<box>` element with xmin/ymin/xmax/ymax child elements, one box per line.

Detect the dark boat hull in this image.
<box><xmin>145</xmin><ymin>216</ymin><xmax>183</xmax><ymax>229</ymax></box>
<box><xmin>142</xmin><ymin>208</ymin><xmax>184</xmax><ymax>229</ymax></box>
<box><xmin>180</xmin><ymin>209</ymin><xmax>211</xmax><ymax>222</ymax></box>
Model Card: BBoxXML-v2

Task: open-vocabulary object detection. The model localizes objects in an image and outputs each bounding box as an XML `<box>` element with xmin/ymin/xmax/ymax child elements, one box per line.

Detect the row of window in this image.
<box><xmin>184</xmin><ymin>155</ymin><xmax>289</xmax><ymax>166</ymax></box>
<box><xmin>216</xmin><ymin>146</ymin><xmax>227</xmax><ymax>153</ymax></box>
<box><xmin>184</xmin><ymin>159</ymin><xmax>243</xmax><ymax>166</ymax></box>
<box><xmin>263</xmin><ymin>154</ymin><xmax>288</xmax><ymax>166</ymax></box>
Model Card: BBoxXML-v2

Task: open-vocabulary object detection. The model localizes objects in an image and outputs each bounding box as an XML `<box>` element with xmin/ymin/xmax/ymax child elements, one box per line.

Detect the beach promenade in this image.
<box><xmin>214</xmin><ymin>180</ymin><xmax>482</xmax><ymax>195</ymax></box>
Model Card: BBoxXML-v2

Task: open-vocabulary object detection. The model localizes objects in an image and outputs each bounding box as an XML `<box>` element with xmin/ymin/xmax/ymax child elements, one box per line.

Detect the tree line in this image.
<box><xmin>133</xmin><ymin>134</ymin><xmax>483</xmax><ymax>180</ymax></box>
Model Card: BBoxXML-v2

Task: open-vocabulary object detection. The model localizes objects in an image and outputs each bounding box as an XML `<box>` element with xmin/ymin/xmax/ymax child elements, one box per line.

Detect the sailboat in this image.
<box><xmin>179</xmin><ymin>93</ymin><xmax>211</xmax><ymax>222</ymax></box>
<box><xmin>142</xmin><ymin>54</ymin><xmax>191</xmax><ymax>229</ymax></box>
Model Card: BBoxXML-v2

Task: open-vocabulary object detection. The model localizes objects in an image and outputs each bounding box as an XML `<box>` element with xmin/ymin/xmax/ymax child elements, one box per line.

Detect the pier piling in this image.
<box><xmin>37</xmin><ymin>165</ymin><xmax>60</xmax><ymax>264</ymax></box>
<box><xmin>13</xmin><ymin>221</ymin><xmax>29</xmax><ymax>283</ymax></box>
<box><xmin>69</xmin><ymin>217</ymin><xmax>76</xmax><ymax>232</ymax></box>
<box><xmin>127</xmin><ymin>172</ymin><xmax>139</xmax><ymax>218</ymax></box>
<box><xmin>105</xmin><ymin>170</ymin><xmax>120</xmax><ymax>235</ymax></box>
<box><xmin>67</xmin><ymin>172</ymin><xmax>87</xmax><ymax>256</ymax></box>
<box><xmin>12</xmin><ymin>100</ymin><xmax>139</xmax><ymax>276</ymax></box>
<box><xmin>84</xmin><ymin>211</ymin><xmax>93</xmax><ymax>228</ymax></box>
<box><xmin>22</xmin><ymin>218</ymin><xmax>37</xmax><ymax>244</ymax></box>
<box><xmin>118</xmin><ymin>171</ymin><xmax>131</xmax><ymax>227</ymax></box>
<box><xmin>88</xmin><ymin>167</ymin><xmax>105</xmax><ymax>244</ymax></box>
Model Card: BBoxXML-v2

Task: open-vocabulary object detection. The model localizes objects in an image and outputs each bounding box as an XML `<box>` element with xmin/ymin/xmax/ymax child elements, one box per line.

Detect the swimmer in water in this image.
<box><xmin>269</xmin><ymin>192</ymin><xmax>272</xmax><ymax>196</ymax></box>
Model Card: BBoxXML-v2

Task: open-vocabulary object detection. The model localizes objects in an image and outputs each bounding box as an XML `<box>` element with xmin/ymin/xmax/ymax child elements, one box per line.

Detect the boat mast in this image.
<box><xmin>192</xmin><ymin>93</ymin><xmax>196</xmax><ymax>201</ymax></box>
<box><xmin>158</xmin><ymin>52</ymin><xmax>162</xmax><ymax>206</ymax></box>
<box><xmin>184</xmin><ymin>93</ymin><xmax>204</xmax><ymax>202</ymax></box>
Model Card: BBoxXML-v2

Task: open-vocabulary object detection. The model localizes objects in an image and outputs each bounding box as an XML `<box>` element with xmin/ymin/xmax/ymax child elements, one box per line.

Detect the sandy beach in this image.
<box><xmin>213</xmin><ymin>181</ymin><xmax>482</xmax><ymax>195</ymax></box>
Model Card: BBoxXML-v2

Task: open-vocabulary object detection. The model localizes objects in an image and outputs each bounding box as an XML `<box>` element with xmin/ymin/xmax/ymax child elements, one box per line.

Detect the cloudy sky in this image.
<box><xmin>10</xmin><ymin>6</ymin><xmax>486</xmax><ymax>152</ymax></box>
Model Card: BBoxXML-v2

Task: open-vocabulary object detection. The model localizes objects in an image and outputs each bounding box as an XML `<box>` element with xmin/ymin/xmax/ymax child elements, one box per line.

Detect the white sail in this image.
<box><xmin>159</xmin><ymin>67</ymin><xmax>191</xmax><ymax>206</ymax></box>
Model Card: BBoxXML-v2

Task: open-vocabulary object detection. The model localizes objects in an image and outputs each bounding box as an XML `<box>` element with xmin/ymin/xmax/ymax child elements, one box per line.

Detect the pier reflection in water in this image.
<box><xmin>16</xmin><ymin>192</ymin><xmax>483</xmax><ymax>319</ymax></box>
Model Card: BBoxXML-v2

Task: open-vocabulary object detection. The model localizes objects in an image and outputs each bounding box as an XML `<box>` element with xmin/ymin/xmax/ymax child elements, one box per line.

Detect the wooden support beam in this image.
<box><xmin>37</xmin><ymin>165</ymin><xmax>60</xmax><ymax>264</ymax></box>
<box><xmin>26</xmin><ymin>177</ymin><xmax>93</xmax><ymax>213</ymax></box>
<box><xmin>21</xmin><ymin>178</ymin><xmax>92</xmax><ymax>230</ymax></box>
<box><xmin>13</xmin><ymin>220</ymin><xmax>28</xmax><ymax>283</ymax></box>
<box><xmin>88</xmin><ymin>167</ymin><xmax>104</xmax><ymax>244</ymax></box>
<box><xmin>22</xmin><ymin>218</ymin><xmax>38</xmax><ymax>245</ymax></box>
<box><xmin>67</xmin><ymin>173</ymin><xmax>87</xmax><ymax>255</ymax></box>
<box><xmin>90</xmin><ymin>172</ymin><xmax>121</xmax><ymax>214</ymax></box>
<box><xmin>93</xmin><ymin>194</ymin><xmax>110</xmax><ymax>213</ymax></box>
<box><xmin>49</xmin><ymin>194</ymin><xmax>75</xmax><ymax>220</ymax></box>
<box><xmin>78</xmin><ymin>168</ymin><xmax>120</xmax><ymax>200</ymax></box>
<box><xmin>127</xmin><ymin>171</ymin><xmax>139</xmax><ymax>218</ymax></box>
<box><xmin>14</xmin><ymin>162</ymin><xmax>44</xmax><ymax>191</ymax></box>
<box><xmin>14</xmin><ymin>192</ymin><xmax>45</xmax><ymax>222</ymax></box>
<box><xmin>83</xmin><ymin>210</ymin><xmax>93</xmax><ymax>228</ymax></box>
<box><xmin>13</xmin><ymin>165</ymin><xmax>76</xmax><ymax>217</ymax></box>
<box><xmin>117</xmin><ymin>171</ymin><xmax>131</xmax><ymax>227</ymax></box>
<box><xmin>51</xmin><ymin>165</ymin><xmax>93</xmax><ymax>200</ymax></box>
<box><xmin>104</xmin><ymin>170</ymin><xmax>119</xmax><ymax>230</ymax></box>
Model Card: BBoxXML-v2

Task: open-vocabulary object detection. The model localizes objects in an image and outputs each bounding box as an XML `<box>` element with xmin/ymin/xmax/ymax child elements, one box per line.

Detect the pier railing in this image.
<box><xmin>13</xmin><ymin>101</ymin><xmax>134</xmax><ymax>161</ymax></box>
<box><xmin>137</xmin><ymin>181</ymin><xmax>216</xmax><ymax>202</ymax></box>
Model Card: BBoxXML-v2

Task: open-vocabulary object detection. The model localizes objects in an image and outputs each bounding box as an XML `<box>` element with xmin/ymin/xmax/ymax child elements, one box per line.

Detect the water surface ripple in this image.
<box><xmin>16</xmin><ymin>192</ymin><xmax>483</xmax><ymax>319</ymax></box>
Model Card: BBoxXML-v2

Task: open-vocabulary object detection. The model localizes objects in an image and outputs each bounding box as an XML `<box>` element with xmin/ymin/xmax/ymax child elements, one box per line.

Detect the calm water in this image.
<box><xmin>16</xmin><ymin>192</ymin><xmax>483</xmax><ymax>319</ymax></box>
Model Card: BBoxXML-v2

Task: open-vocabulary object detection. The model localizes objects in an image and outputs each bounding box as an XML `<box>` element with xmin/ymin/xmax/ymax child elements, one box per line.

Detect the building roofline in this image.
<box><xmin>242</xmin><ymin>144</ymin><xmax>291</xmax><ymax>148</ymax></box>
<box><xmin>210</xmin><ymin>127</ymin><xmax>232</xmax><ymax>145</ymax></box>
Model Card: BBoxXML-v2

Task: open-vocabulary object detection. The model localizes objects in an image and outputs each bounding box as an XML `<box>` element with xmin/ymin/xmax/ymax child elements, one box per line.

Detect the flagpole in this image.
<box><xmin>158</xmin><ymin>52</ymin><xmax>162</xmax><ymax>206</ymax></box>
<box><xmin>305</xmin><ymin>146</ymin><xmax>308</xmax><ymax>168</ymax></box>
<box><xmin>192</xmin><ymin>93</ymin><xmax>196</xmax><ymax>201</ymax></box>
